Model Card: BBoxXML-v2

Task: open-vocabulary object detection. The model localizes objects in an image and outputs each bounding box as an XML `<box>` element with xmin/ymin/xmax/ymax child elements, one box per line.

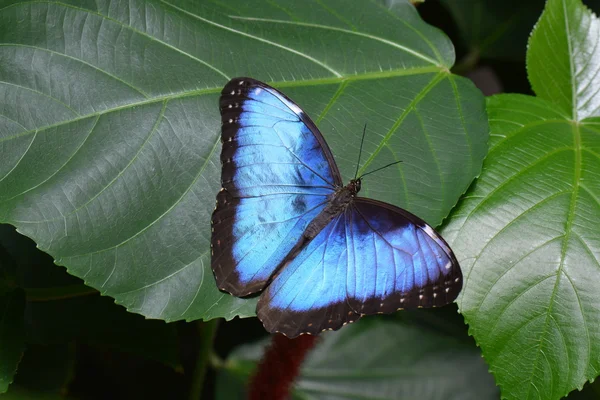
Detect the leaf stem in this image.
<box><xmin>188</xmin><ymin>319</ymin><xmax>220</xmax><ymax>400</ymax></box>
<box><xmin>25</xmin><ymin>284</ymin><xmax>98</xmax><ymax>301</ymax></box>
<box><xmin>451</xmin><ymin>48</ymin><xmax>481</xmax><ymax>75</ymax></box>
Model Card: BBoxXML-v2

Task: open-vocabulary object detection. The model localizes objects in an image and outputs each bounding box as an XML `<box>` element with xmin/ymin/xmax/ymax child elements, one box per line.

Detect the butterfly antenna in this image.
<box><xmin>359</xmin><ymin>160</ymin><xmax>403</xmax><ymax>179</ymax></box>
<box><xmin>354</xmin><ymin>123</ymin><xmax>368</xmax><ymax>180</ymax></box>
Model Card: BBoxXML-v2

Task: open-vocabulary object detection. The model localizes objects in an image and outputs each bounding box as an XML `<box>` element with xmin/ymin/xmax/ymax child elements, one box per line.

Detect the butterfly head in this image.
<box><xmin>348</xmin><ymin>178</ymin><xmax>362</xmax><ymax>196</ymax></box>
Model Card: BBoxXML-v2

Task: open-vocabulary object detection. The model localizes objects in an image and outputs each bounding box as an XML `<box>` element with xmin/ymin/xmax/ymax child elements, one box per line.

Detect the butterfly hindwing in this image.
<box><xmin>211</xmin><ymin>78</ymin><xmax>342</xmax><ymax>296</ymax></box>
<box><xmin>257</xmin><ymin>213</ymin><xmax>361</xmax><ymax>337</ymax></box>
<box><xmin>346</xmin><ymin>198</ymin><xmax>462</xmax><ymax>315</ymax></box>
<box><xmin>257</xmin><ymin>198</ymin><xmax>462</xmax><ymax>337</ymax></box>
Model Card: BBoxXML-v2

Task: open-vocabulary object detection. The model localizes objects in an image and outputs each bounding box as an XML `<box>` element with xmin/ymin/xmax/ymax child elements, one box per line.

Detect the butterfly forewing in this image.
<box><xmin>211</xmin><ymin>78</ymin><xmax>341</xmax><ymax>297</ymax></box>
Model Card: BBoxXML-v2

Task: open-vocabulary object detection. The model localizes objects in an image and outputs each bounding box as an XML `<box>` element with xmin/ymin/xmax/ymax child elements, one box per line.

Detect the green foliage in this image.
<box><xmin>443</xmin><ymin>0</ymin><xmax>600</xmax><ymax>398</ymax></box>
<box><xmin>439</xmin><ymin>0</ymin><xmax>545</xmax><ymax>61</ymax></box>
<box><xmin>0</xmin><ymin>289</ymin><xmax>25</xmax><ymax>392</ymax></box>
<box><xmin>1</xmin><ymin>0</ymin><xmax>599</xmax><ymax>399</ymax></box>
<box><xmin>216</xmin><ymin>319</ymin><xmax>498</xmax><ymax>400</ymax></box>
<box><xmin>0</xmin><ymin>0</ymin><xmax>485</xmax><ymax>326</ymax></box>
<box><xmin>0</xmin><ymin>225</ymin><xmax>183</xmax><ymax>397</ymax></box>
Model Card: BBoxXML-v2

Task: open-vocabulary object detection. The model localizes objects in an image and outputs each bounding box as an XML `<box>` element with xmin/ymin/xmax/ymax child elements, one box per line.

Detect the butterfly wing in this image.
<box><xmin>257</xmin><ymin>198</ymin><xmax>461</xmax><ymax>337</ymax></box>
<box><xmin>345</xmin><ymin>198</ymin><xmax>462</xmax><ymax>314</ymax></box>
<box><xmin>257</xmin><ymin>213</ymin><xmax>359</xmax><ymax>336</ymax></box>
<box><xmin>212</xmin><ymin>78</ymin><xmax>342</xmax><ymax>297</ymax></box>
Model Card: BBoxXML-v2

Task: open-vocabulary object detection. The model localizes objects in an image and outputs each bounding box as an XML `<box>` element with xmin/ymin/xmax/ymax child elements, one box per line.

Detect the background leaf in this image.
<box><xmin>0</xmin><ymin>0</ymin><xmax>487</xmax><ymax>322</ymax></box>
<box><xmin>439</xmin><ymin>0</ymin><xmax>545</xmax><ymax>61</ymax></box>
<box><xmin>527</xmin><ymin>0</ymin><xmax>600</xmax><ymax>120</ymax></box>
<box><xmin>1</xmin><ymin>386</ymin><xmax>70</xmax><ymax>400</ymax></box>
<box><xmin>216</xmin><ymin>319</ymin><xmax>498</xmax><ymax>400</ymax></box>
<box><xmin>0</xmin><ymin>288</ymin><xmax>25</xmax><ymax>393</ymax></box>
<box><xmin>0</xmin><ymin>223</ymin><xmax>181</xmax><ymax>368</ymax></box>
<box><xmin>442</xmin><ymin>0</ymin><xmax>600</xmax><ymax>398</ymax></box>
<box><xmin>11</xmin><ymin>343</ymin><xmax>75</xmax><ymax>393</ymax></box>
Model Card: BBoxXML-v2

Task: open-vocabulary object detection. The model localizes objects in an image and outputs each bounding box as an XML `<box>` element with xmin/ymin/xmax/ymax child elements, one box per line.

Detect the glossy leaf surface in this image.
<box><xmin>0</xmin><ymin>0</ymin><xmax>487</xmax><ymax>321</ymax></box>
<box><xmin>443</xmin><ymin>0</ymin><xmax>600</xmax><ymax>398</ymax></box>
<box><xmin>528</xmin><ymin>0</ymin><xmax>600</xmax><ymax>120</ymax></box>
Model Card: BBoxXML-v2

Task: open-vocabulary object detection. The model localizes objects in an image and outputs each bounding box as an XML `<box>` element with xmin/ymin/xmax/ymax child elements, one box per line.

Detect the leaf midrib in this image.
<box><xmin>0</xmin><ymin>0</ymin><xmax>447</xmax><ymax>144</ymax></box>
<box><xmin>563</xmin><ymin>0</ymin><xmax>577</xmax><ymax>120</ymax></box>
<box><xmin>0</xmin><ymin>67</ymin><xmax>441</xmax><ymax>146</ymax></box>
<box><xmin>456</xmin><ymin>141</ymin><xmax>574</xmax><ymax>303</ymax></box>
<box><xmin>356</xmin><ymin>72</ymin><xmax>446</xmax><ymax>178</ymax></box>
<box><xmin>2</xmin><ymin>67</ymin><xmax>449</xmax><ymax>263</ymax></box>
<box><xmin>523</xmin><ymin>121</ymin><xmax>582</xmax><ymax>400</ymax></box>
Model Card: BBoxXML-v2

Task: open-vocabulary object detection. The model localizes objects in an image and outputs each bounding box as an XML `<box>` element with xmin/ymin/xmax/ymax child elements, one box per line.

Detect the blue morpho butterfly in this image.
<box><xmin>211</xmin><ymin>77</ymin><xmax>462</xmax><ymax>338</ymax></box>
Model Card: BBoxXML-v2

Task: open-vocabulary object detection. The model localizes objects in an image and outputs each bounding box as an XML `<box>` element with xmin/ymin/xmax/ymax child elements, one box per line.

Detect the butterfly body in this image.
<box><xmin>303</xmin><ymin>179</ymin><xmax>359</xmax><ymax>236</ymax></box>
<box><xmin>211</xmin><ymin>78</ymin><xmax>462</xmax><ymax>337</ymax></box>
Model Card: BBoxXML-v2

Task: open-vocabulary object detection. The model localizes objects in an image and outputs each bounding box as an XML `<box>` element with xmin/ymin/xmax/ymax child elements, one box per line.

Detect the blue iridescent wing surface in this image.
<box><xmin>345</xmin><ymin>198</ymin><xmax>462</xmax><ymax>314</ymax></box>
<box><xmin>257</xmin><ymin>198</ymin><xmax>462</xmax><ymax>337</ymax></box>
<box><xmin>257</xmin><ymin>213</ymin><xmax>357</xmax><ymax>336</ymax></box>
<box><xmin>211</xmin><ymin>78</ymin><xmax>342</xmax><ymax>296</ymax></box>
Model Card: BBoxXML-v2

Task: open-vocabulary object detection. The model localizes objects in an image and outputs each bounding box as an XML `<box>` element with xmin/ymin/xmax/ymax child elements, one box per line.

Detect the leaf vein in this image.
<box><xmin>160</xmin><ymin>0</ymin><xmax>342</xmax><ymax>77</ymax></box>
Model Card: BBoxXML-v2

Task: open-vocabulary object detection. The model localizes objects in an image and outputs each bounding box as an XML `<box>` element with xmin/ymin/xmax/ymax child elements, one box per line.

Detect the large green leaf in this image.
<box><xmin>443</xmin><ymin>0</ymin><xmax>600</xmax><ymax>398</ymax></box>
<box><xmin>0</xmin><ymin>0</ymin><xmax>487</xmax><ymax>322</ymax></box>
<box><xmin>215</xmin><ymin>319</ymin><xmax>498</xmax><ymax>400</ymax></box>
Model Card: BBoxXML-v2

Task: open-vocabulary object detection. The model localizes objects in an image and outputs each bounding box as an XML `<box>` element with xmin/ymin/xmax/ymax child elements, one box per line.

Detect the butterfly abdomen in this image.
<box><xmin>302</xmin><ymin>185</ymin><xmax>353</xmax><ymax>238</ymax></box>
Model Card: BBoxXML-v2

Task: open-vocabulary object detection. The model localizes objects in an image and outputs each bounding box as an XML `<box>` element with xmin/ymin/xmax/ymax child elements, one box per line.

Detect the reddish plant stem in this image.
<box><xmin>248</xmin><ymin>334</ymin><xmax>319</xmax><ymax>400</ymax></box>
